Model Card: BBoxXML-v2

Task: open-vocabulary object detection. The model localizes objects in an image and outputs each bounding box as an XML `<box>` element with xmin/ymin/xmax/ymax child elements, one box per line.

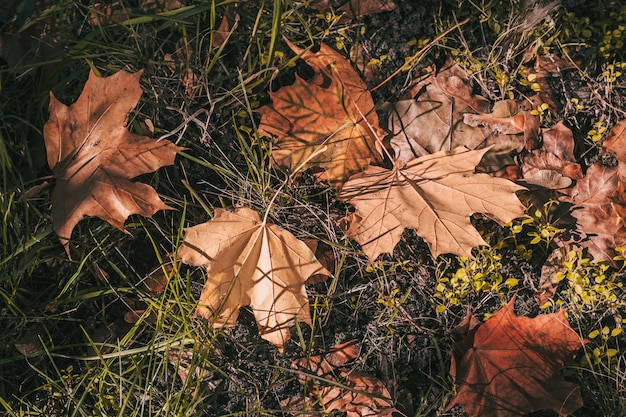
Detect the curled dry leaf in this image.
<box><xmin>521</xmin><ymin>121</ymin><xmax>582</xmax><ymax>189</ymax></box>
<box><xmin>447</xmin><ymin>295</ymin><xmax>584</xmax><ymax>417</ymax></box>
<box><xmin>212</xmin><ymin>5</ymin><xmax>239</xmax><ymax>49</ymax></box>
<box><xmin>282</xmin><ymin>340</ymin><xmax>395</xmax><ymax>417</ymax></box>
<box><xmin>43</xmin><ymin>69</ymin><xmax>182</xmax><ymax>251</ymax></box>
<box><xmin>463</xmin><ymin>99</ymin><xmax>541</xmax><ymax>171</ymax></box>
<box><xmin>389</xmin><ymin>62</ymin><xmax>490</xmax><ymax>165</ymax></box>
<box><xmin>258</xmin><ymin>42</ymin><xmax>384</xmax><ymax>186</ymax></box>
<box><xmin>178</xmin><ymin>207</ymin><xmax>330</xmax><ymax>351</ymax></box>
<box><xmin>338</xmin><ymin>147</ymin><xmax>526</xmax><ymax>262</ymax></box>
<box><xmin>389</xmin><ymin>62</ymin><xmax>539</xmax><ymax>171</ymax></box>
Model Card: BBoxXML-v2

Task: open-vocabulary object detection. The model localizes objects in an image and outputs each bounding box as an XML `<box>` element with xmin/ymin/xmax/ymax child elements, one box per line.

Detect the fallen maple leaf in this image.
<box><xmin>389</xmin><ymin>62</ymin><xmax>489</xmax><ymax>164</ymax></box>
<box><xmin>43</xmin><ymin>69</ymin><xmax>182</xmax><ymax>251</ymax></box>
<box><xmin>338</xmin><ymin>147</ymin><xmax>526</xmax><ymax>262</ymax></box>
<box><xmin>559</xmin><ymin>162</ymin><xmax>626</xmax><ymax>265</ymax></box>
<box><xmin>177</xmin><ymin>207</ymin><xmax>330</xmax><ymax>351</ymax></box>
<box><xmin>282</xmin><ymin>339</ymin><xmax>395</xmax><ymax>417</ymax></box>
<box><xmin>447</xmin><ymin>295</ymin><xmax>584</xmax><ymax>417</ymax></box>
<box><xmin>258</xmin><ymin>42</ymin><xmax>384</xmax><ymax>186</ymax></box>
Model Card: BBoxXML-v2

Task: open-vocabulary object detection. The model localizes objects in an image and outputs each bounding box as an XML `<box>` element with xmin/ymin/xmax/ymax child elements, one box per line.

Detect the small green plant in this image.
<box><xmin>541</xmin><ymin>250</ymin><xmax>624</xmax><ymax>312</ymax></box>
<box><xmin>587</xmin><ymin>120</ymin><xmax>608</xmax><ymax>144</ymax></box>
<box><xmin>433</xmin><ymin>243</ymin><xmax>518</xmax><ymax>313</ymax></box>
<box><xmin>506</xmin><ymin>198</ymin><xmax>563</xmax><ymax>261</ymax></box>
<box><xmin>586</xmin><ymin>325</ymin><xmax>623</xmax><ymax>366</ymax></box>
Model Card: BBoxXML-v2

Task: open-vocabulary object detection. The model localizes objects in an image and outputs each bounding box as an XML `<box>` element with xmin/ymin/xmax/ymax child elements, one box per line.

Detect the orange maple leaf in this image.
<box><xmin>43</xmin><ymin>69</ymin><xmax>182</xmax><ymax>251</ymax></box>
<box><xmin>447</xmin><ymin>295</ymin><xmax>584</xmax><ymax>417</ymax></box>
<box><xmin>258</xmin><ymin>42</ymin><xmax>384</xmax><ymax>186</ymax></box>
<box><xmin>177</xmin><ymin>207</ymin><xmax>330</xmax><ymax>351</ymax></box>
<box><xmin>338</xmin><ymin>147</ymin><xmax>526</xmax><ymax>262</ymax></box>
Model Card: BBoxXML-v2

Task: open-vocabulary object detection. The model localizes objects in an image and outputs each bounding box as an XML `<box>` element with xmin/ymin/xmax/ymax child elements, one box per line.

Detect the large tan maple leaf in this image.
<box><xmin>257</xmin><ymin>42</ymin><xmax>384</xmax><ymax>186</ymax></box>
<box><xmin>447</xmin><ymin>295</ymin><xmax>584</xmax><ymax>417</ymax></box>
<box><xmin>43</xmin><ymin>69</ymin><xmax>182</xmax><ymax>250</ymax></box>
<box><xmin>338</xmin><ymin>147</ymin><xmax>526</xmax><ymax>262</ymax></box>
<box><xmin>177</xmin><ymin>207</ymin><xmax>330</xmax><ymax>351</ymax></box>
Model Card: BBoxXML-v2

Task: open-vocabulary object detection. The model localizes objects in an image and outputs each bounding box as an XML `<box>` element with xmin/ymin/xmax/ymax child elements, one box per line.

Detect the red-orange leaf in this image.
<box><xmin>447</xmin><ymin>295</ymin><xmax>584</xmax><ymax>417</ymax></box>
<box><xmin>258</xmin><ymin>42</ymin><xmax>384</xmax><ymax>186</ymax></box>
<box><xmin>43</xmin><ymin>69</ymin><xmax>182</xmax><ymax>251</ymax></box>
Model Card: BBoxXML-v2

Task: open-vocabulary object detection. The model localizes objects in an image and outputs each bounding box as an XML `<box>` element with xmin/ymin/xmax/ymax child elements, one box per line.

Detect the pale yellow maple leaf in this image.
<box><xmin>178</xmin><ymin>207</ymin><xmax>330</xmax><ymax>351</ymax></box>
<box><xmin>257</xmin><ymin>42</ymin><xmax>384</xmax><ymax>186</ymax></box>
<box><xmin>338</xmin><ymin>147</ymin><xmax>527</xmax><ymax>262</ymax></box>
<box><xmin>43</xmin><ymin>69</ymin><xmax>182</xmax><ymax>251</ymax></box>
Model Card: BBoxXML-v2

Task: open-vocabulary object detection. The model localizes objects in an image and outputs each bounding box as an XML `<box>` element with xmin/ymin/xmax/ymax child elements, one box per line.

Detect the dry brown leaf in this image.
<box><xmin>522</xmin><ymin>53</ymin><xmax>577</xmax><ymax>114</ymax></box>
<box><xmin>536</xmin><ymin>246</ymin><xmax>570</xmax><ymax>305</ymax></box>
<box><xmin>429</xmin><ymin>62</ymin><xmax>491</xmax><ymax>114</ymax></box>
<box><xmin>312</xmin><ymin>0</ymin><xmax>395</xmax><ymax>21</ymax></box>
<box><xmin>389</xmin><ymin>63</ymin><xmax>538</xmax><ymax>172</ymax></box>
<box><xmin>164</xmin><ymin>38</ymin><xmax>199</xmax><ymax>96</ymax></box>
<box><xmin>338</xmin><ymin>147</ymin><xmax>526</xmax><ymax>262</ymax></box>
<box><xmin>212</xmin><ymin>5</ymin><xmax>239</xmax><ymax>49</ymax></box>
<box><xmin>89</xmin><ymin>2</ymin><xmax>131</xmax><ymax>26</ymax></box>
<box><xmin>43</xmin><ymin>69</ymin><xmax>182</xmax><ymax>251</ymax></box>
<box><xmin>463</xmin><ymin>99</ymin><xmax>541</xmax><ymax>171</ymax></box>
<box><xmin>522</xmin><ymin>150</ymin><xmax>583</xmax><ymax>189</ymax></box>
<box><xmin>177</xmin><ymin>207</ymin><xmax>330</xmax><ymax>351</ymax></box>
<box><xmin>447</xmin><ymin>295</ymin><xmax>584</xmax><ymax>417</ymax></box>
<box><xmin>258</xmin><ymin>42</ymin><xmax>384</xmax><ymax>186</ymax></box>
<box><xmin>602</xmin><ymin>119</ymin><xmax>626</xmax><ymax>179</ymax></box>
<box><xmin>559</xmin><ymin>162</ymin><xmax>626</xmax><ymax>265</ymax></box>
<box><xmin>141</xmin><ymin>0</ymin><xmax>184</xmax><ymax>11</ymax></box>
<box><xmin>15</xmin><ymin>323</ymin><xmax>46</xmax><ymax>357</ymax></box>
<box><xmin>303</xmin><ymin>239</ymin><xmax>335</xmax><ymax>283</ymax></box>
<box><xmin>167</xmin><ymin>346</ymin><xmax>215</xmax><ymax>388</ymax></box>
<box><xmin>283</xmin><ymin>340</ymin><xmax>395</xmax><ymax>417</ymax></box>
<box><xmin>521</xmin><ymin>122</ymin><xmax>582</xmax><ymax>189</ymax></box>
<box><xmin>389</xmin><ymin>62</ymin><xmax>490</xmax><ymax>165</ymax></box>
<box><xmin>350</xmin><ymin>42</ymin><xmax>379</xmax><ymax>82</ymax></box>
